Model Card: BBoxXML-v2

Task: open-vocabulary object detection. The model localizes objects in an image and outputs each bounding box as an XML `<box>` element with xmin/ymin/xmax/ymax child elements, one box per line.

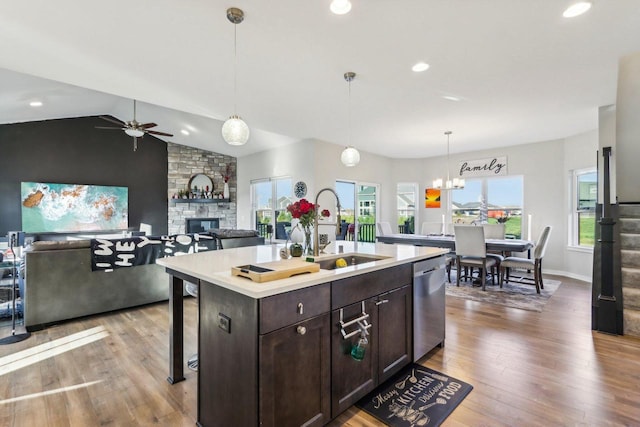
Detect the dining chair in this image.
<box><xmin>482</xmin><ymin>223</ymin><xmax>507</xmax><ymax>263</ymax></box>
<box><xmin>376</xmin><ymin>221</ymin><xmax>394</xmax><ymax>236</ymax></box>
<box><xmin>499</xmin><ymin>226</ymin><xmax>552</xmax><ymax>294</ymax></box>
<box><xmin>421</xmin><ymin>221</ymin><xmax>442</xmax><ymax>235</ymax></box>
<box><xmin>482</xmin><ymin>223</ymin><xmax>505</xmax><ymax>239</ymax></box>
<box><xmin>454</xmin><ymin>225</ymin><xmax>498</xmax><ymax>291</ymax></box>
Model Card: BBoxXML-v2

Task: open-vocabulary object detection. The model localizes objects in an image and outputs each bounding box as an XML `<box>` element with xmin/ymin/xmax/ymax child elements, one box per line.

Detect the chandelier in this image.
<box><xmin>432</xmin><ymin>131</ymin><xmax>464</xmax><ymax>190</ymax></box>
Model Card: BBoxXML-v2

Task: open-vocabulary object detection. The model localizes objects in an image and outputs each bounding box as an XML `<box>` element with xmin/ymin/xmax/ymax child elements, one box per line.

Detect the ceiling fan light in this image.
<box><xmin>222</xmin><ymin>115</ymin><xmax>250</xmax><ymax>146</ymax></box>
<box><xmin>125</xmin><ymin>128</ymin><xmax>144</xmax><ymax>138</ymax></box>
<box><xmin>330</xmin><ymin>0</ymin><xmax>352</xmax><ymax>15</ymax></box>
<box><xmin>341</xmin><ymin>146</ymin><xmax>360</xmax><ymax>167</ymax></box>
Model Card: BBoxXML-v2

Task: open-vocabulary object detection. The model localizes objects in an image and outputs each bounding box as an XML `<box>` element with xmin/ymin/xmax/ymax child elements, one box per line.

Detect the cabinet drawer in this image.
<box><xmin>260</xmin><ymin>283</ymin><xmax>330</xmax><ymax>334</ymax></box>
<box><xmin>331</xmin><ymin>263</ymin><xmax>411</xmax><ymax>309</ymax></box>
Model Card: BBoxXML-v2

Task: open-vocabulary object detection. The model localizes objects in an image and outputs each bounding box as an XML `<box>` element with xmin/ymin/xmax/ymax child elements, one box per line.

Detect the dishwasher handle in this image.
<box><xmin>414</xmin><ymin>265</ymin><xmax>441</xmax><ymax>278</ymax></box>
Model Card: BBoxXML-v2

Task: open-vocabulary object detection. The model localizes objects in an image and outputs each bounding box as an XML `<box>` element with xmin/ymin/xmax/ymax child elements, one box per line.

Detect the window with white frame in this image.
<box><xmin>397</xmin><ymin>183</ymin><xmax>417</xmax><ymax>234</ymax></box>
<box><xmin>450</xmin><ymin>176</ymin><xmax>524</xmax><ymax>238</ymax></box>
<box><xmin>572</xmin><ymin>168</ymin><xmax>596</xmax><ymax>247</ymax></box>
<box><xmin>251</xmin><ymin>177</ymin><xmax>292</xmax><ymax>240</ymax></box>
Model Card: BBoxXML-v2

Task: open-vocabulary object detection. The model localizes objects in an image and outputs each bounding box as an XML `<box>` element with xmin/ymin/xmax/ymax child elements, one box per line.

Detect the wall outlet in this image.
<box><xmin>218</xmin><ymin>313</ymin><xmax>231</xmax><ymax>333</ymax></box>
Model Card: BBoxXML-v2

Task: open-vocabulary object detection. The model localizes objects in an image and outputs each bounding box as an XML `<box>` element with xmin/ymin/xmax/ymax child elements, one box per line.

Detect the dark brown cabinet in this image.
<box><xmin>377</xmin><ymin>285</ymin><xmax>412</xmax><ymax>383</ymax></box>
<box><xmin>259</xmin><ymin>314</ymin><xmax>331</xmax><ymax>427</ymax></box>
<box><xmin>330</xmin><ymin>282</ymin><xmax>413</xmax><ymax>418</ymax></box>
<box><xmin>197</xmin><ymin>261</ymin><xmax>419</xmax><ymax>426</ymax></box>
<box><xmin>331</xmin><ymin>298</ymin><xmax>378</xmax><ymax>417</ymax></box>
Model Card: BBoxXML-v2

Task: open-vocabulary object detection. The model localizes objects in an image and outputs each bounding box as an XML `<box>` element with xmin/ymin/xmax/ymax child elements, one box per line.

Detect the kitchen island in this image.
<box><xmin>157</xmin><ymin>241</ymin><xmax>448</xmax><ymax>426</ymax></box>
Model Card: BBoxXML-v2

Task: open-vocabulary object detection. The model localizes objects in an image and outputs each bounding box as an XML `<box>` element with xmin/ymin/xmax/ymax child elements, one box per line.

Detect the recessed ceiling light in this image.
<box><xmin>181</xmin><ymin>129</ymin><xmax>190</xmax><ymax>136</ymax></box>
<box><xmin>29</xmin><ymin>101</ymin><xmax>43</xmax><ymax>107</ymax></box>
<box><xmin>442</xmin><ymin>95</ymin><xmax>461</xmax><ymax>102</ymax></box>
<box><xmin>330</xmin><ymin>0</ymin><xmax>352</xmax><ymax>15</ymax></box>
<box><xmin>563</xmin><ymin>2</ymin><xmax>592</xmax><ymax>18</ymax></box>
<box><xmin>412</xmin><ymin>62</ymin><xmax>430</xmax><ymax>72</ymax></box>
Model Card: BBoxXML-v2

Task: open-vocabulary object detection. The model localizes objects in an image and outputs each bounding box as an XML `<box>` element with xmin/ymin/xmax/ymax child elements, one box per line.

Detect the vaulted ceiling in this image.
<box><xmin>1</xmin><ymin>1</ymin><xmax>640</xmax><ymax>158</ymax></box>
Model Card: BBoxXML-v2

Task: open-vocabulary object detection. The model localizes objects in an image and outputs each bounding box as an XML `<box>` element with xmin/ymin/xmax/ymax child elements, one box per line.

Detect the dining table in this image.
<box><xmin>376</xmin><ymin>233</ymin><xmax>533</xmax><ymax>255</ymax></box>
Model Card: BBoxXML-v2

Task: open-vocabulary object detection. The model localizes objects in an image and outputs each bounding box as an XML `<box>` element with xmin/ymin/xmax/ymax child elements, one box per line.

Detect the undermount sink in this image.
<box><xmin>314</xmin><ymin>253</ymin><xmax>390</xmax><ymax>270</ymax></box>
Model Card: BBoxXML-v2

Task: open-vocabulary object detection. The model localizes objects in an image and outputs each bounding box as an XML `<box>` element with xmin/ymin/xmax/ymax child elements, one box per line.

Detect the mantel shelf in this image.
<box><xmin>170</xmin><ymin>198</ymin><xmax>230</xmax><ymax>204</ymax></box>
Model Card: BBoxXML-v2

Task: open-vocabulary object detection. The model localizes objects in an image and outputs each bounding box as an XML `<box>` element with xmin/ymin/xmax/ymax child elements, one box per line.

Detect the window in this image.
<box><xmin>251</xmin><ymin>177</ymin><xmax>292</xmax><ymax>240</ymax></box>
<box><xmin>572</xmin><ymin>168</ymin><xmax>596</xmax><ymax>247</ymax></box>
<box><xmin>397</xmin><ymin>183</ymin><xmax>417</xmax><ymax>234</ymax></box>
<box><xmin>450</xmin><ymin>176</ymin><xmax>524</xmax><ymax>238</ymax></box>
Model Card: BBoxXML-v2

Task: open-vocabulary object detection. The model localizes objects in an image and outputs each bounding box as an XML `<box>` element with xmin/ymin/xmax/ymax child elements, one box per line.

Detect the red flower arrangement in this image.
<box><xmin>286</xmin><ymin>198</ymin><xmax>329</xmax><ymax>229</ymax></box>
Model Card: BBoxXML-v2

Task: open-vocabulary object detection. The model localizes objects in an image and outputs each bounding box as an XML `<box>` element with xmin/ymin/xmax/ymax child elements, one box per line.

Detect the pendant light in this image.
<box><xmin>433</xmin><ymin>131</ymin><xmax>464</xmax><ymax>190</ymax></box>
<box><xmin>222</xmin><ymin>7</ymin><xmax>250</xmax><ymax>146</ymax></box>
<box><xmin>341</xmin><ymin>72</ymin><xmax>360</xmax><ymax>167</ymax></box>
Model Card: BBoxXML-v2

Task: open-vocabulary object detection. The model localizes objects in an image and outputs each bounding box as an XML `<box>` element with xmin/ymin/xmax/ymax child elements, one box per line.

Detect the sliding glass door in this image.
<box><xmin>251</xmin><ymin>177</ymin><xmax>292</xmax><ymax>240</ymax></box>
<box><xmin>336</xmin><ymin>180</ymin><xmax>379</xmax><ymax>242</ymax></box>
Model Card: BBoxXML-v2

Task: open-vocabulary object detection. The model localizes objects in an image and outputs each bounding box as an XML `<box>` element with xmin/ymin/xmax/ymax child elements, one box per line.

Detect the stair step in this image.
<box><xmin>618</xmin><ymin>204</ymin><xmax>640</xmax><ymax>218</ymax></box>
<box><xmin>621</xmin><ymin>249</ymin><xmax>640</xmax><ymax>268</ymax></box>
<box><xmin>620</xmin><ymin>233</ymin><xmax>640</xmax><ymax>250</ymax></box>
<box><xmin>619</xmin><ymin>218</ymin><xmax>640</xmax><ymax>233</ymax></box>
<box><xmin>623</xmin><ymin>287</ymin><xmax>640</xmax><ymax>310</ymax></box>
<box><xmin>621</xmin><ymin>267</ymin><xmax>640</xmax><ymax>289</ymax></box>
<box><xmin>623</xmin><ymin>309</ymin><xmax>640</xmax><ymax>338</ymax></box>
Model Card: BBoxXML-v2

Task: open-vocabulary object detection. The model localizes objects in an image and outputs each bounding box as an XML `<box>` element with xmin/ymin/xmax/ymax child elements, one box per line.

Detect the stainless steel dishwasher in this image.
<box><xmin>413</xmin><ymin>256</ymin><xmax>446</xmax><ymax>361</ymax></box>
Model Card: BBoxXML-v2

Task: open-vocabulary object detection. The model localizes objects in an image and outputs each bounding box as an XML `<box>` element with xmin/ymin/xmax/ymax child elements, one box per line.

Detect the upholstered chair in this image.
<box><xmin>454</xmin><ymin>225</ymin><xmax>498</xmax><ymax>291</ymax></box>
<box><xmin>499</xmin><ymin>226</ymin><xmax>552</xmax><ymax>294</ymax></box>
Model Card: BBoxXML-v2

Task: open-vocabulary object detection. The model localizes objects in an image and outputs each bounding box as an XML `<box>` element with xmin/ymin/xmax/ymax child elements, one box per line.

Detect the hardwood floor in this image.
<box><xmin>1</xmin><ymin>275</ymin><xmax>639</xmax><ymax>426</ymax></box>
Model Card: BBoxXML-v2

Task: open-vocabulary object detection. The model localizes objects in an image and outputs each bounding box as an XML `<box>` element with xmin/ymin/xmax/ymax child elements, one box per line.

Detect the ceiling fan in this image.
<box><xmin>96</xmin><ymin>99</ymin><xmax>173</xmax><ymax>151</ymax></box>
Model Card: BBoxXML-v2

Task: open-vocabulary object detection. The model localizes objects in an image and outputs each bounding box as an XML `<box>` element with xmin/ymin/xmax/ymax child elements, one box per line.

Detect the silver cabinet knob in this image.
<box><xmin>297</xmin><ymin>325</ymin><xmax>307</xmax><ymax>335</ymax></box>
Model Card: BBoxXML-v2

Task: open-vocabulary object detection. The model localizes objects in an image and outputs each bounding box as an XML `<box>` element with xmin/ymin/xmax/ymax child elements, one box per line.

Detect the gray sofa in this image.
<box><xmin>23</xmin><ymin>240</ymin><xmax>168</xmax><ymax>331</ymax></box>
<box><xmin>22</xmin><ymin>230</ymin><xmax>265</xmax><ymax>331</ymax></box>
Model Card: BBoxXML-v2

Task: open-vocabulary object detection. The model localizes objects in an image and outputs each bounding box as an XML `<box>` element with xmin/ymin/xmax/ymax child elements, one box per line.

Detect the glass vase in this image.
<box><xmin>303</xmin><ymin>226</ymin><xmax>313</xmax><ymax>255</ymax></box>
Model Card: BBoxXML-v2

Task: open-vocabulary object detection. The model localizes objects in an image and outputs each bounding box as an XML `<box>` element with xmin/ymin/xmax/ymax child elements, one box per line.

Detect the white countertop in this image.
<box><xmin>156</xmin><ymin>241</ymin><xmax>448</xmax><ymax>298</ymax></box>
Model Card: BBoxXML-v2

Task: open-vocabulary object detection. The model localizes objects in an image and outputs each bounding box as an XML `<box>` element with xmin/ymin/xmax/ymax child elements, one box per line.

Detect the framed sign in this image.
<box><xmin>458</xmin><ymin>156</ymin><xmax>507</xmax><ymax>178</ymax></box>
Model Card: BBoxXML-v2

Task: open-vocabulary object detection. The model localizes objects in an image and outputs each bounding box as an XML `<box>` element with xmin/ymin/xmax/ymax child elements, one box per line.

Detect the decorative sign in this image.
<box><xmin>458</xmin><ymin>156</ymin><xmax>507</xmax><ymax>178</ymax></box>
<box><xmin>425</xmin><ymin>188</ymin><xmax>441</xmax><ymax>208</ymax></box>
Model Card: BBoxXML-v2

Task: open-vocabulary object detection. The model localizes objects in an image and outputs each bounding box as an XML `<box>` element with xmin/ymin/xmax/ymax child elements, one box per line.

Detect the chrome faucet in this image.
<box><xmin>314</xmin><ymin>188</ymin><xmax>342</xmax><ymax>256</ymax></box>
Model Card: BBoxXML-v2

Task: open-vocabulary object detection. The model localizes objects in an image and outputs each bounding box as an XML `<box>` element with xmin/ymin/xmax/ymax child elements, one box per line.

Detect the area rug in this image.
<box><xmin>445</xmin><ymin>275</ymin><xmax>561</xmax><ymax>312</ymax></box>
<box><xmin>356</xmin><ymin>364</ymin><xmax>472</xmax><ymax>427</ymax></box>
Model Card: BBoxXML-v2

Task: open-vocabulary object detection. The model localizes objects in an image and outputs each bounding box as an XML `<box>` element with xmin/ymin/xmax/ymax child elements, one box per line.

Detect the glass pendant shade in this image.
<box><xmin>341</xmin><ymin>146</ymin><xmax>360</xmax><ymax>167</ymax></box>
<box><xmin>124</xmin><ymin>128</ymin><xmax>144</xmax><ymax>138</ymax></box>
<box><xmin>222</xmin><ymin>115</ymin><xmax>250</xmax><ymax>146</ymax></box>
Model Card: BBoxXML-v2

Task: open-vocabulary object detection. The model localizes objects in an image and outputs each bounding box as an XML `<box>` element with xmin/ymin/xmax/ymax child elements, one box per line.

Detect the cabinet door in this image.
<box><xmin>259</xmin><ymin>314</ymin><xmax>331</xmax><ymax>427</ymax></box>
<box><xmin>377</xmin><ymin>285</ymin><xmax>412</xmax><ymax>384</ymax></box>
<box><xmin>331</xmin><ymin>299</ymin><xmax>378</xmax><ymax>418</ymax></box>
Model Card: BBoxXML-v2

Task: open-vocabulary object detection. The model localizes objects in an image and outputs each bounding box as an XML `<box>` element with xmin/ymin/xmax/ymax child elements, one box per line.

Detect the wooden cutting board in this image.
<box><xmin>231</xmin><ymin>258</ymin><xmax>320</xmax><ymax>283</ymax></box>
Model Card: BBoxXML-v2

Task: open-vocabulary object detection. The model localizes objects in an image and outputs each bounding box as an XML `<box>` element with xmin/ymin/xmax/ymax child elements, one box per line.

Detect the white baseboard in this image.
<box><xmin>545</xmin><ymin>269</ymin><xmax>591</xmax><ymax>284</ymax></box>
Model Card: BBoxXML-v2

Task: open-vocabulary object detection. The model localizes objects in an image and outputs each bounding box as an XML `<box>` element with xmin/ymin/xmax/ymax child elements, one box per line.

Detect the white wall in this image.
<box><xmin>616</xmin><ymin>52</ymin><xmax>640</xmax><ymax>203</ymax></box>
<box><xmin>563</xmin><ymin>130</ymin><xmax>599</xmax><ymax>281</ymax></box>
<box><xmin>236</xmin><ymin>139</ymin><xmax>314</xmax><ymax>229</ymax></box>
<box><xmin>239</xmin><ymin>133</ymin><xmax>597</xmax><ymax>280</ymax></box>
<box><xmin>236</xmin><ymin>139</ymin><xmax>394</xmax><ymax>230</ymax></box>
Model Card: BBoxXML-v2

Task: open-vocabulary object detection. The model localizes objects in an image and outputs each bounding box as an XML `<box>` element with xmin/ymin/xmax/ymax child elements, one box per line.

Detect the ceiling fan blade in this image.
<box><xmin>146</xmin><ymin>130</ymin><xmax>174</xmax><ymax>137</ymax></box>
<box><xmin>95</xmin><ymin>126</ymin><xmax>124</xmax><ymax>130</ymax></box>
<box><xmin>98</xmin><ymin>115</ymin><xmax>125</xmax><ymax>126</ymax></box>
<box><xmin>139</xmin><ymin>122</ymin><xmax>158</xmax><ymax>129</ymax></box>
